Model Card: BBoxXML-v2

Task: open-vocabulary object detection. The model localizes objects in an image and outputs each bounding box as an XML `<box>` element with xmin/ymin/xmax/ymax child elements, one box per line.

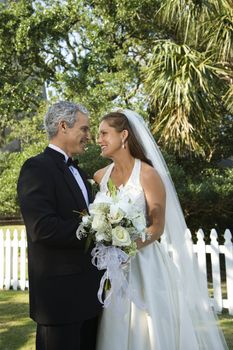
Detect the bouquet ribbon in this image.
<box><xmin>91</xmin><ymin>243</ymin><xmax>146</xmax><ymax>310</ymax></box>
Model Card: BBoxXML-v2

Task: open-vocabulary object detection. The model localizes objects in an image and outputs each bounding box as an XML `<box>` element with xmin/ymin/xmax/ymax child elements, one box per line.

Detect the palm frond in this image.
<box><xmin>224</xmin><ymin>83</ymin><xmax>233</xmax><ymax>113</ymax></box>
<box><xmin>154</xmin><ymin>0</ymin><xmax>216</xmax><ymax>46</ymax></box>
<box><xmin>144</xmin><ymin>40</ymin><xmax>229</xmax><ymax>155</ymax></box>
<box><xmin>203</xmin><ymin>8</ymin><xmax>233</xmax><ymax>62</ymax></box>
<box><xmin>154</xmin><ymin>0</ymin><xmax>233</xmax><ymax>56</ymax></box>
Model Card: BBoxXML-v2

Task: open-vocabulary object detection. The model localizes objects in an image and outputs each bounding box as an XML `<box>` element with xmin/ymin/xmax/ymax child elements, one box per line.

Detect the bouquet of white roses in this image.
<box><xmin>76</xmin><ymin>179</ymin><xmax>149</xmax><ymax>309</ymax></box>
<box><xmin>76</xmin><ymin>194</ymin><xmax>147</xmax><ymax>256</ymax></box>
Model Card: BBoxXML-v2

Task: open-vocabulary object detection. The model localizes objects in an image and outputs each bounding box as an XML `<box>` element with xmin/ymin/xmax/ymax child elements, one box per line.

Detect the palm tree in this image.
<box><xmin>144</xmin><ymin>0</ymin><xmax>233</xmax><ymax>157</ymax></box>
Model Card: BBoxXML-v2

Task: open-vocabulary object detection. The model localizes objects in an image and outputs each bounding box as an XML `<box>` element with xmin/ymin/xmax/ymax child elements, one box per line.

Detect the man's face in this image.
<box><xmin>65</xmin><ymin>112</ymin><xmax>90</xmax><ymax>156</ymax></box>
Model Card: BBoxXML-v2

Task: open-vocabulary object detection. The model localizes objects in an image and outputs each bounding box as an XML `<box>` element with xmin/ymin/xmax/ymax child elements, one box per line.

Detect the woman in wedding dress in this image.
<box><xmin>94</xmin><ymin>109</ymin><xmax>228</xmax><ymax>350</ymax></box>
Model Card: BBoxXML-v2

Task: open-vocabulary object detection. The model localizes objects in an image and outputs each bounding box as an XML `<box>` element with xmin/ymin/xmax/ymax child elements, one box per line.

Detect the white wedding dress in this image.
<box><xmin>96</xmin><ymin>158</ymin><xmax>227</xmax><ymax>350</ymax></box>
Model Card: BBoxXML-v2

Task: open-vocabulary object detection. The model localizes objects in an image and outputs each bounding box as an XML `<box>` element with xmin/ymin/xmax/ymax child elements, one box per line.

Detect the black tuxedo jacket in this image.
<box><xmin>17</xmin><ymin>147</ymin><xmax>103</xmax><ymax>325</ymax></box>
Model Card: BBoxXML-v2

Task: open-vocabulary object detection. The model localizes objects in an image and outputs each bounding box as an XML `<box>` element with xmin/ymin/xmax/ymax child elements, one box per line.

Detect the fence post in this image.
<box><xmin>0</xmin><ymin>229</ymin><xmax>4</xmax><ymax>289</ymax></box>
<box><xmin>12</xmin><ymin>229</ymin><xmax>19</xmax><ymax>290</ymax></box>
<box><xmin>5</xmin><ymin>229</ymin><xmax>11</xmax><ymax>290</ymax></box>
<box><xmin>224</xmin><ymin>229</ymin><xmax>233</xmax><ymax>315</ymax></box>
<box><xmin>196</xmin><ymin>229</ymin><xmax>208</xmax><ymax>288</ymax></box>
<box><xmin>210</xmin><ymin>229</ymin><xmax>222</xmax><ymax>313</ymax></box>
<box><xmin>19</xmin><ymin>229</ymin><xmax>27</xmax><ymax>291</ymax></box>
<box><xmin>184</xmin><ymin>228</ymin><xmax>194</xmax><ymax>256</ymax></box>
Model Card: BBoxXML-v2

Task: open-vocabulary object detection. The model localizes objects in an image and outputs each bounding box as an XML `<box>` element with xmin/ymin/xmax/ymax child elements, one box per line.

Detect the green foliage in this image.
<box><xmin>144</xmin><ymin>0</ymin><xmax>233</xmax><ymax>156</ymax></box>
<box><xmin>145</xmin><ymin>41</ymin><xmax>230</xmax><ymax>156</ymax></box>
<box><xmin>0</xmin><ymin>104</ymin><xmax>47</xmax><ymax>217</ymax></box>
<box><xmin>0</xmin><ymin>0</ymin><xmax>232</xmax><ymax>230</ymax></box>
<box><xmin>157</xmin><ymin>151</ymin><xmax>233</xmax><ymax>233</ymax></box>
<box><xmin>179</xmin><ymin>167</ymin><xmax>233</xmax><ymax>232</ymax></box>
<box><xmin>0</xmin><ymin>0</ymin><xmax>232</xmax><ymax>157</ymax></box>
<box><xmin>0</xmin><ymin>144</ymin><xmax>46</xmax><ymax>218</ymax></box>
<box><xmin>0</xmin><ymin>0</ymin><xmax>48</xmax><ymax>145</ymax></box>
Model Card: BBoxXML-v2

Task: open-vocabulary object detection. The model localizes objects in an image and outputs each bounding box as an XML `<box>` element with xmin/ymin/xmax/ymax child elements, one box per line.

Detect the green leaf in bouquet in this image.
<box><xmin>107</xmin><ymin>178</ymin><xmax>118</xmax><ymax>198</ymax></box>
<box><xmin>104</xmin><ymin>278</ymin><xmax>111</xmax><ymax>292</ymax></box>
<box><xmin>85</xmin><ymin>231</ymin><xmax>95</xmax><ymax>253</ymax></box>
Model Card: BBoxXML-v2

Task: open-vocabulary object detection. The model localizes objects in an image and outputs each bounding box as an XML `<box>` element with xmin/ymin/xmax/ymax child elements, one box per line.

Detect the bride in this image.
<box><xmin>93</xmin><ymin>109</ymin><xmax>228</xmax><ymax>349</ymax></box>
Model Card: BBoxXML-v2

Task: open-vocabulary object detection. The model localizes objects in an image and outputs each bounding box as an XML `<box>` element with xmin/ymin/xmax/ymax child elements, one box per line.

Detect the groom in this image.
<box><xmin>17</xmin><ymin>101</ymin><xmax>103</xmax><ymax>350</ymax></box>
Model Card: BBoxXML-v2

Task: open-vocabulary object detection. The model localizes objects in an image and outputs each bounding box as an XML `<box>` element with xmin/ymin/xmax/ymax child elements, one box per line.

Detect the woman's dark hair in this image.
<box><xmin>101</xmin><ymin>112</ymin><xmax>153</xmax><ymax>167</ymax></box>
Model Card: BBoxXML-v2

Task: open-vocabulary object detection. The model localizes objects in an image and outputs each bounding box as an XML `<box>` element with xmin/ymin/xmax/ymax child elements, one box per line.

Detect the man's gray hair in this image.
<box><xmin>44</xmin><ymin>101</ymin><xmax>89</xmax><ymax>139</ymax></box>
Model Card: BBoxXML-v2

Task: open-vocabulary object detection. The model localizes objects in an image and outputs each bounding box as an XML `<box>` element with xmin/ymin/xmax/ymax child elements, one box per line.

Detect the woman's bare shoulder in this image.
<box><xmin>140</xmin><ymin>161</ymin><xmax>158</xmax><ymax>177</ymax></box>
<box><xmin>140</xmin><ymin>161</ymin><xmax>165</xmax><ymax>191</ymax></box>
<box><xmin>93</xmin><ymin>165</ymin><xmax>110</xmax><ymax>184</ymax></box>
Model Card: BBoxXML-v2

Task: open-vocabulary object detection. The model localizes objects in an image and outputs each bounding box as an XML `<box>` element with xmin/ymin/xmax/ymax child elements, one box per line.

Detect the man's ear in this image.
<box><xmin>59</xmin><ymin>120</ymin><xmax>68</xmax><ymax>134</ymax></box>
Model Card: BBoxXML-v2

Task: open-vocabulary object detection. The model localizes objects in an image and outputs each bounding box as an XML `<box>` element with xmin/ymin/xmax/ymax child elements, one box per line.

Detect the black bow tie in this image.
<box><xmin>66</xmin><ymin>157</ymin><xmax>79</xmax><ymax>167</ymax></box>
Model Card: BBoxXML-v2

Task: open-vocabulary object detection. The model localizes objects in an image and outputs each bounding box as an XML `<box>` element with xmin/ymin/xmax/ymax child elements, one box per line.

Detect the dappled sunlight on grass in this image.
<box><xmin>218</xmin><ymin>312</ymin><xmax>233</xmax><ymax>348</ymax></box>
<box><xmin>0</xmin><ymin>291</ymin><xmax>36</xmax><ymax>350</ymax></box>
<box><xmin>0</xmin><ymin>290</ymin><xmax>232</xmax><ymax>349</ymax></box>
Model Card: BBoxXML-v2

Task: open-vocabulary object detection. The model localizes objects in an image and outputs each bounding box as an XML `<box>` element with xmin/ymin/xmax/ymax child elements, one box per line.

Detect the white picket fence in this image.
<box><xmin>0</xmin><ymin>228</ymin><xmax>28</xmax><ymax>291</ymax></box>
<box><xmin>0</xmin><ymin>227</ymin><xmax>232</xmax><ymax>315</ymax></box>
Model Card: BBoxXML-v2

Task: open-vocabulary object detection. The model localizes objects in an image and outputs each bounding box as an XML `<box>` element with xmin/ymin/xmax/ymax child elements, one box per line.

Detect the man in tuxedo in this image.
<box><xmin>17</xmin><ymin>101</ymin><xmax>102</xmax><ymax>350</ymax></box>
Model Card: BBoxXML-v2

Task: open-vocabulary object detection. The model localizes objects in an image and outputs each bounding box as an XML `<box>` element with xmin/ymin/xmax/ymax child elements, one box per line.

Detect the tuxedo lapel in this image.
<box><xmin>44</xmin><ymin>147</ymin><xmax>89</xmax><ymax>210</ymax></box>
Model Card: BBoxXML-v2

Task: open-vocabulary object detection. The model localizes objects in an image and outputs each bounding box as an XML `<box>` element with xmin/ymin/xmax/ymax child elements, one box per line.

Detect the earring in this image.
<box><xmin>122</xmin><ymin>140</ymin><xmax>126</xmax><ymax>149</ymax></box>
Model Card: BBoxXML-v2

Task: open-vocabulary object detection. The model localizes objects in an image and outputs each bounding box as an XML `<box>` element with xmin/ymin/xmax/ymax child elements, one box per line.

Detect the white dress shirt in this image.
<box><xmin>48</xmin><ymin>144</ymin><xmax>89</xmax><ymax>206</ymax></box>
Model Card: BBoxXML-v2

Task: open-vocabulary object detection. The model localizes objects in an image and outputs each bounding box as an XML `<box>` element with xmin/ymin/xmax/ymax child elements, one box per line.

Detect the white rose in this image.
<box><xmin>91</xmin><ymin>213</ymin><xmax>108</xmax><ymax>232</ymax></box>
<box><xmin>112</xmin><ymin>226</ymin><xmax>131</xmax><ymax>247</ymax></box>
<box><xmin>108</xmin><ymin>204</ymin><xmax>125</xmax><ymax>224</ymax></box>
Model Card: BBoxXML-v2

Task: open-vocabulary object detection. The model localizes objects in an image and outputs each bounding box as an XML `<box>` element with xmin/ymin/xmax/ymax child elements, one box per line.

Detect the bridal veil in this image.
<box><xmin>115</xmin><ymin>109</ymin><xmax>228</xmax><ymax>349</ymax></box>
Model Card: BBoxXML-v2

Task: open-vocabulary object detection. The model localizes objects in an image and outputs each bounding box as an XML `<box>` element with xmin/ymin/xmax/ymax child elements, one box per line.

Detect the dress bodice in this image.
<box><xmin>99</xmin><ymin>158</ymin><xmax>146</xmax><ymax>214</ymax></box>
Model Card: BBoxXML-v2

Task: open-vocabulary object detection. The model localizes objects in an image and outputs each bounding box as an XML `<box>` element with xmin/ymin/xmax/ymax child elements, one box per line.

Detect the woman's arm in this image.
<box><xmin>137</xmin><ymin>162</ymin><xmax>166</xmax><ymax>249</ymax></box>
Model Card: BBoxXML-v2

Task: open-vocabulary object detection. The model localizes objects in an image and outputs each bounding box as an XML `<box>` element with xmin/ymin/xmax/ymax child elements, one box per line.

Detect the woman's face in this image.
<box><xmin>98</xmin><ymin>120</ymin><xmax>123</xmax><ymax>157</ymax></box>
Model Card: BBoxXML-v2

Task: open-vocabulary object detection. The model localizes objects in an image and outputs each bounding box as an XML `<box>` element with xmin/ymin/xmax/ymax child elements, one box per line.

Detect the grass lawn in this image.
<box><xmin>0</xmin><ymin>291</ymin><xmax>35</xmax><ymax>350</ymax></box>
<box><xmin>0</xmin><ymin>291</ymin><xmax>232</xmax><ymax>350</ymax></box>
<box><xmin>219</xmin><ymin>311</ymin><xmax>233</xmax><ymax>349</ymax></box>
